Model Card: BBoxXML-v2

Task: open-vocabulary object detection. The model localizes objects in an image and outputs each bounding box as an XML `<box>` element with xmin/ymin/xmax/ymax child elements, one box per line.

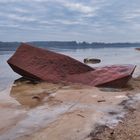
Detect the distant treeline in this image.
<box><xmin>0</xmin><ymin>41</ymin><xmax>140</xmax><ymax>51</ymax></box>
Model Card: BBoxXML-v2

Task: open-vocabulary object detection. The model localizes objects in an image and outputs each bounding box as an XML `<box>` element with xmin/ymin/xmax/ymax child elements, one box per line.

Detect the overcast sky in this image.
<box><xmin>0</xmin><ymin>0</ymin><xmax>140</xmax><ymax>42</ymax></box>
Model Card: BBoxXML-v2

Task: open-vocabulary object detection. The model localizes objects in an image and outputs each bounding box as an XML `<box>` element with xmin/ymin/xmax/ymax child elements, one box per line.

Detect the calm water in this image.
<box><xmin>57</xmin><ymin>47</ymin><xmax>140</xmax><ymax>66</ymax></box>
<box><xmin>1</xmin><ymin>47</ymin><xmax>140</xmax><ymax>90</ymax></box>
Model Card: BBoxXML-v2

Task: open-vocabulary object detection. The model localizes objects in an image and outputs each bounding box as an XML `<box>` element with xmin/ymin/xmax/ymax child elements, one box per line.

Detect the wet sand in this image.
<box><xmin>1</xmin><ymin>66</ymin><xmax>140</xmax><ymax>140</ymax></box>
<box><xmin>91</xmin><ymin>102</ymin><xmax>140</xmax><ymax>140</ymax></box>
<box><xmin>87</xmin><ymin>77</ymin><xmax>140</xmax><ymax>140</ymax></box>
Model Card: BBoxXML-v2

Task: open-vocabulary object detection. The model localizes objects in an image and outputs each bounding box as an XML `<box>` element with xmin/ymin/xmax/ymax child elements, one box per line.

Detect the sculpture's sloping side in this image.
<box><xmin>7</xmin><ymin>43</ymin><xmax>93</xmax><ymax>82</ymax></box>
<box><xmin>66</xmin><ymin>65</ymin><xmax>136</xmax><ymax>88</ymax></box>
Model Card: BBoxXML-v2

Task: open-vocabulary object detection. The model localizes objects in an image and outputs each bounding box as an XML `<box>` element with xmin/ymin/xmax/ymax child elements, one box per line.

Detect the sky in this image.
<box><xmin>0</xmin><ymin>0</ymin><xmax>140</xmax><ymax>42</ymax></box>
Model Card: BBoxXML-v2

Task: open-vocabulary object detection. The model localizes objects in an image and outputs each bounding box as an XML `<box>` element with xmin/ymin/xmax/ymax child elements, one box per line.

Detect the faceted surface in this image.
<box><xmin>7</xmin><ymin>43</ymin><xmax>93</xmax><ymax>82</ymax></box>
<box><xmin>7</xmin><ymin>43</ymin><xmax>136</xmax><ymax>87</ymax></box>
<box><xmin>66</xmin><ymin>65</ymin><xmax>136</xmax><ymax>87</ymax></box>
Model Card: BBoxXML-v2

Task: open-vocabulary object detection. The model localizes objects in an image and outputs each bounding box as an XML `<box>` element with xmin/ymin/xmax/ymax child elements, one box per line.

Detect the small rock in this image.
<box><xmin>83</xmin><ymin>58</ymin><xmax>101</xmax><ymax>64</ymax></box>
<box><xmin>32</xmin><ymin>96</ymin><xmax>41</xmax><ymax>101</ymax></box>
<box><xmin>97</xmin><ymin>100</ymin><xmax>106</xmax><ymax>103</ymax></box>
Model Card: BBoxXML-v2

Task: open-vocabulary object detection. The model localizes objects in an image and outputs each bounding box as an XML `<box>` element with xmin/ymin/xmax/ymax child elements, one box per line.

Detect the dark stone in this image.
<box><xmin>135</xmin><ymin>48</ymin><xmax>140</xmax><ymax>51</ymax></box>
<box><xmin>84</xmin><ymin>58</ymin><xmax>101</xmax><ymax>64</ymax></box>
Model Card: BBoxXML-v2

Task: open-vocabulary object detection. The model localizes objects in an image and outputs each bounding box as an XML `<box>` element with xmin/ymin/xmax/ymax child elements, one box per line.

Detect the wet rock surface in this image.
<box><xmin>91</xmin><ymin>101</ymin><xmax>140</xmax><ymax>140</ymax></box>
<box><xmin>10</xmin><ymin>79</ymin><xmax>63</xmax><ymax>108</ymax></box>
<box><xmin>1</xmin><ymin>75</ymin><xmax>140</xmax><ymax>140</ymax></box>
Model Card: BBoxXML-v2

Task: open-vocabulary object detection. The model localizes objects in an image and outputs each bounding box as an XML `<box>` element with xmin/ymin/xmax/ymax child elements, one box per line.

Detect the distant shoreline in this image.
<box><xmin>0</xmin><ymin>41</ymin><xmax>140</xmax><ymax>51</ymax></box>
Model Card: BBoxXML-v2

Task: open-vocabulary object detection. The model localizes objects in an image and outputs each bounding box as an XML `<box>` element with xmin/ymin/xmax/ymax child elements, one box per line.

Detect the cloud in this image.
<box><xmin>122</xmin><ymin>9</ymin><xmax>140</xmax><ymax>21</ymax></box>
<box><xmin>0</xmin><ymin>0</ymin><xmax>140</xmax><ymax>42</ymax></box>
<box><xmin>13</xmin><ymin>7</ymin><xmax>29</xmax><ymax>13</ymax></box>
<box><xmin>7</xmin><ymin>14</ymin><xmax>37</xmax><ymax>22</ymax></box>
<box><xmin>60</xmin><ymin>1</ymin><xmax>94</xmax><ymax>14</ymax></box>
<box><xmin>0</xmin><ymin>0</ymin><xmax>48</xmax><ymax>3</ymax></box>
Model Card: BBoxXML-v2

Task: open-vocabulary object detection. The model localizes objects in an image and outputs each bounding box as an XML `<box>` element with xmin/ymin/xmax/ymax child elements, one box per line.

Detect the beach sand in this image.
<box><xmin>0</xmin><ymin>67</ymin><xmax>140</xmax><ymax>140</ymax></box>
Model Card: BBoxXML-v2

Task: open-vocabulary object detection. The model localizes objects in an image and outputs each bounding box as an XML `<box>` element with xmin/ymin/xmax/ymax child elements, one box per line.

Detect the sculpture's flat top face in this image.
<box><xmin>66</xmin><ymin>65</ymin><xmax>136</xmax><ymax>86</ymax></box>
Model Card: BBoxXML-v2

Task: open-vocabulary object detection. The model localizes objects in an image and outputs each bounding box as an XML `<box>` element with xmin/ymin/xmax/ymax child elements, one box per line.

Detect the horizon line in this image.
<box><xmin>1</xmin><ymin>41</ymin><xmax>140</xmax><ymax>44</ymax></box>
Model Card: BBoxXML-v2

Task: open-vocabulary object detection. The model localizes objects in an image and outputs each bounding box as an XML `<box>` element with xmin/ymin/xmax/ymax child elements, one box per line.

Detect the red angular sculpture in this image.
<box><xmin>7</xmin><ymin>43</ymin><xmax>93</xmax><ymax>82</ymax></box>
<box><xmin>7</xmin><ymin>43</ymin><xmax>136</xmax><ymax>87</ymax></box>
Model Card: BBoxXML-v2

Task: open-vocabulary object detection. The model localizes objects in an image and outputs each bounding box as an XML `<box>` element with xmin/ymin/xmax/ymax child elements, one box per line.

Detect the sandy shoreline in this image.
<box><xmin>88</xmin><ymin>76</ymin><xmax>140</xmax><ymax>140</ymax></box>
<box><xmin>0</xmin><ymin>67</ymin><xmax>140</xmax><ymax>140</ymax></box>
<box><xmin>91</xmin><ymin>102</ymin><xmax>140</xmax><ymax>140</ymax></box>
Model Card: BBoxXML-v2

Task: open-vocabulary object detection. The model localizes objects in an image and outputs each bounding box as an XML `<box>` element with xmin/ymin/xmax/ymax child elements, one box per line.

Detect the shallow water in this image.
<box><xmin>0</xmin><ymin>53</ymin><xmax>19</xmax><ymax>91</ymax></box>
<box><xmin>0</xmin><ymin>47</ymin><xmax>140</xmax><ymax>140</ymax></box>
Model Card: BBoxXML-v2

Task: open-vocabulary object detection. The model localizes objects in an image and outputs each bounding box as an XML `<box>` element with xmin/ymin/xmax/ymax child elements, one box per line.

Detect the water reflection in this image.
<box><xmin>10</xmin><ymin>78</ymin><xmax>63</xmax><ymax>108</ymax></box>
